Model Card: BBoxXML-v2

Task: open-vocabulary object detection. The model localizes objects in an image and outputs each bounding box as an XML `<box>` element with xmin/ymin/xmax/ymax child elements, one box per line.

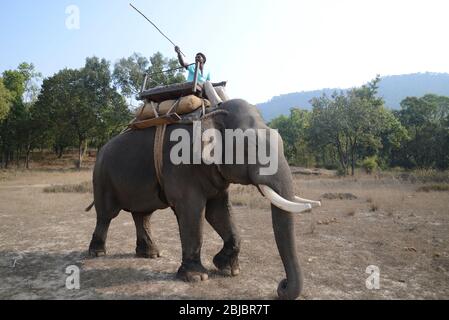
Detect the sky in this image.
<box><xmin>1</xmin><ymin>0</ymin><xmax>448</xmax><ymax>103</ymax></box>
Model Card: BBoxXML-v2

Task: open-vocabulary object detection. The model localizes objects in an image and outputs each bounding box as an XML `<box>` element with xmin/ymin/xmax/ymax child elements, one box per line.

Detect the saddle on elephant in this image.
<box><xmin>128</xmin><ymin>81</ymin><xmax>227</xmax><ymax>130</ymax></box>
<box><xmin>131</xmin><ymin>94</ymin><xmax>211</xmax><ymax>130</ymax></box>
<box><xmin>127</xmin><ymin>59</ymin><xmax>227</xmax><ymax>130</ymax></box>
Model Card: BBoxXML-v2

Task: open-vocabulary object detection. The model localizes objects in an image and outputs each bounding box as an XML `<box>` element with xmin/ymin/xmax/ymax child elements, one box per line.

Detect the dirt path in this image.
<box><xmin>0</xmin><ymin>171</ymin><xmax>448</xmax><ymax>300</ymax></box>
<box><xmin>0</xmin><ymin>184</ymin><xmax>53</xmax><ymax>189</ymax></box>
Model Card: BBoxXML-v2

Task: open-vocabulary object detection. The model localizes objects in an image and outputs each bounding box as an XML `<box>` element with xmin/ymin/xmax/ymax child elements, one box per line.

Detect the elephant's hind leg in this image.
<box><xmin>88</xmin><ymin>196</ymin><xmax>120</xmax><ymax>258</ymax></box>
<box><xmin>132</xmin><ymin>212</ymin><xmax>161</xmax><ymax>259</ymax></box>
<box><xmin>206</xmin><ymin>193</ymin><xmax>241</xmax><ymax>277</ymax></box>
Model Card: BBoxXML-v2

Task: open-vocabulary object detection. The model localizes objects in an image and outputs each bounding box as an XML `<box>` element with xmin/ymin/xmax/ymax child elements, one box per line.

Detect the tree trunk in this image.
<box><xmin>4</xmin><ymin>151</ymin><xmax>9</xmax><ymax>169</ymax></box>
<box><xmin>84</xmin><ymin>140</ymin><xmax>89</xmax><ymax>158</ymax></box>
<box><xmin>25</xmin><ymin>145</ymin><xmax>32</xmax><ymax>170</ymax></box>
<box><xmin>78</xmin><ymin>141</ymin><xmax>83</xmax><ymax>170</ymax></box>
<box><xmin>58</xmin><ymin>146</ymin><xmax>64</xmax><ymax>159</ymax></box>
<box><xmin>8</xmin><ymin>150</ymin><xmax>14</xmax><ymax>168</ymax></box>
<box><xmin>350</xmin><ymin>139</ymin><xmax>357</xmax><ymax>176</ymax></box>
<box><xmin>16</xmin><ymin>148</ymin><xmax>20</xmax><ymax>168</ymax></box>
<box><xmin>335</xmin><ymin>137</ymin><xmax>348</xmax><ymax>175</ymax></box>
<box><xmin>351</xmin><ymin>155</ymin><xmax>355</xmax><ymax>176</ymax></box>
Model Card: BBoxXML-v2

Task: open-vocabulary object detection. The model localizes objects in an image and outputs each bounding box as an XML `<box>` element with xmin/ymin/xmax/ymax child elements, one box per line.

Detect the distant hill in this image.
<box><xmin>257</xmin><ymin>72</ymin><xmax>449</xmax><ymax>121</ymax></box>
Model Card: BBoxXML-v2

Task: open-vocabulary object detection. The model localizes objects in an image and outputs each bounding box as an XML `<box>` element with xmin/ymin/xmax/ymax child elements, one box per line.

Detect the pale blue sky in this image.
<box><xmin>1</xmin><ymin>0</ymin><xmax>448</xmax><ymax>103</ymax></box>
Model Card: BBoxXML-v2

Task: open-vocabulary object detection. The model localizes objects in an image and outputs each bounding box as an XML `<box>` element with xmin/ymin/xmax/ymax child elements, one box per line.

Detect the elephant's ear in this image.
<box><xmin>200</xmin><ymin>109</ymin><xmax>229</xmax><ymax>132</ymax></box>
<box><xmin>198</xmin><ymin>109</ymin><xmax>229</xmax><ymax>164</ymax></box>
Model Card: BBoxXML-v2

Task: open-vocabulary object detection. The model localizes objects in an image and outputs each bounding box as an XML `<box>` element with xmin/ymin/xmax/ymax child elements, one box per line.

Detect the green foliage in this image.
<box><xmin>34</xmin><ymin>57</ymin><xmax>132</xmax><ymax>168</ymax></box>
<box><xmin>1</xmin><ymin>54</ymin><xmax>448</xmax><ymax>173</ymax></box>
<box><xmin>0</xmin><ymin>56</ymin><xmax>136</xmax><ymax>169</ymax></box>
<box><xmin>307</xmin><ymin>76</ymin><xmax>397</xmax><ymax>175</ymax></box>
<box><xmin>269</xmin><ymin>108</ymin><xmax>314</xmax><ymax>166</ymax></box>
<box><xmin>113</xmin><ymin>52</ymin><xmax>185</xmax><ymax>100</ymax></box>
<box><xmin>395</xmin><ymin>94</ymin><xmax>449</xmax><ymax>169</ymax></box>
<box><xmin>1</xmin><ymin>70</ymin><xmax>26</xmax><ymax>102</ymax></box>
<box><xmin>269</xmin><ymin>85</ymin><xmax>448</xmax><ymax>174</ymax></box>
<box><xmin>0</xmin><ymin>78</ymin><xmax>12</xmax><ymax>122</ymax></box>
<box><xmin>113</xmin><ymin>53</ymin><xmax>148</xmax><ymax>99</ymax></box>
<box><xmin>362</xmin><ymin>156</ymin><xmax>378</xmax><ymax>174</ymax></box>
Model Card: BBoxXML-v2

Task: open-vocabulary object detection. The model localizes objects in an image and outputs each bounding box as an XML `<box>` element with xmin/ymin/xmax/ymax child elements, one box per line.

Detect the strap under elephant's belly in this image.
<box><xmin>154</xmin><ymin>124</ymin><xmax>167</xmax><ymax>189</ymax></box>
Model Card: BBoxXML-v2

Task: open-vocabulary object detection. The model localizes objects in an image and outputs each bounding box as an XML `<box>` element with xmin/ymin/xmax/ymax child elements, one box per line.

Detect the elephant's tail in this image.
<box><xmin>85</xmin><ymin>201</ymin><xmax>95</xmax><ymax>212</ymax></box>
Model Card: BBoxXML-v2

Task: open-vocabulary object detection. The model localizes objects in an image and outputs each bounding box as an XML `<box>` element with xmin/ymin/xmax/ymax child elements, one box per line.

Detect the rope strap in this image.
<box><xmin>154</xmin><ymin>124</ymin><xmax>167</xmax><ymax>188</ymax></box>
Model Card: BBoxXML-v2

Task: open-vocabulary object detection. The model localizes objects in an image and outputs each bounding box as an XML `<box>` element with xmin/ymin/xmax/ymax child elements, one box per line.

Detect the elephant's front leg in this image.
<box><xmin>174</xmin><ymin>198</ymin><xmax>209</xmax><ymax>282</ymax></box>
<box><xmin>132</xmin><ymin>212</ymin><xmax>161</xmax><ymax>259</ymax></box>
<box><xmin>206</xmin><ymin>193</ymin><xmax>241</xmax><ymax>276</ymax></box>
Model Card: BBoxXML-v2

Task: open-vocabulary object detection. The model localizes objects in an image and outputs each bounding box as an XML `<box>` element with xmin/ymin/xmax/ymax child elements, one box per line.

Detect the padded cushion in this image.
<box><xmin>136</xmin><ymin>95</ymin><xmax>211</xmax><ymax>120</ymax></box>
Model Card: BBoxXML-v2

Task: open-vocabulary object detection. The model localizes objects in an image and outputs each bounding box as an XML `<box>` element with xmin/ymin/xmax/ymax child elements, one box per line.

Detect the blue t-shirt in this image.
<box><xmin>187</xmin><ymin>64</ymin><xmax>210</xmax><ymax>83</ymax></box>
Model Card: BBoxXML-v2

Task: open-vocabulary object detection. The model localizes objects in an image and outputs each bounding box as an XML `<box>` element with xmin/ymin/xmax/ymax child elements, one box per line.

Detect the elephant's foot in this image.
<box><xmin>136</xmin><ymin>247</ymin><xmax>161</xmax><ymax>259</ymax></box>
<box><xmin>213</xmin><ymin>249</ymin><xmax>240</xmax><ymax>277</ymax></box>
<box><xmin>135</xmin><ymin>239</ymin><xmax>160</xmax><ymax>259</ymax></box>
<box><xmin>177</xmin><ymin>263</ymin><xmax>209</xmax><ymax>282</ymax></box>
<box><xmin>88</xmin><ymin>239</ymin><xmax>106</xmax><ymax>258</ymax></box>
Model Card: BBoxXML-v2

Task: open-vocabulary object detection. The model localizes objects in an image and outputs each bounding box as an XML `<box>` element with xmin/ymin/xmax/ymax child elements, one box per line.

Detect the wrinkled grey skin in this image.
<box><xmin>88</xmin><ymin>99</ymin><xmax>303</xmax><ymax>300</ymax></box>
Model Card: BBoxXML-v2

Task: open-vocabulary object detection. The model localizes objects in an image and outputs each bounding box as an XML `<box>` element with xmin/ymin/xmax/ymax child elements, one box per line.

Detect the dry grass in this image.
<box><xmin>43</xmin><ymin>181</ymin><xmax>92</xmax><ymax>194</ymax></box>
<box><xmin>416</xmin><ymin>184</ymin><xmax>449</xmax><ymax>193</ymax></box>
<box><xmin>322</xmin><ymin>193</ymin><xmax>358</xmax><ymax>200</ymax></box>
<box><xmin>229</xmin><ymin>185</ymin><xmax>270</xmax><ymax>210</ymax></box>
<box><xmin>1</xmin><ymin>164</ymin><xmax>449</xmax><ymax>299</ymax></box>
<box><xmin>346</xmin><ymin>208</ymin><xmax>356</xmax><ymax>217</ymax></box>
<box><xmin>369</xmin><ymin>203</ymin><xmax>380</xmax><ymax>212</ymax></box>
<box><xmin>379</xmin><ymin>169</ymin><xmax>449</xmax><ymax>184</ymax></box>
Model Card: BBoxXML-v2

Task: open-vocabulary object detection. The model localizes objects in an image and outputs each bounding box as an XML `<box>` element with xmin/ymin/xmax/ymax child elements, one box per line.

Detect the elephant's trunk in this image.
<box><xmin>254</xmin><ymin>157</ymin><xmax>304</xmax><ymax>300</ymax></box>
<box><xmin>271</xmin><ymin>195</ymin><xmax>303</xmax><ymax>300</ymax></box>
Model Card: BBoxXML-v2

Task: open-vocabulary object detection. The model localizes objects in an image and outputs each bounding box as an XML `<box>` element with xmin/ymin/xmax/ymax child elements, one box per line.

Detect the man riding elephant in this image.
<box><xmin>175</xmin><ymin>46</ymin><xmax>229</xmax><ymax>106</ymax></box>
<box><xmin>87</xmin><ymin>96</ymin><xmax>321</xmax><ymax>300</ymax></box>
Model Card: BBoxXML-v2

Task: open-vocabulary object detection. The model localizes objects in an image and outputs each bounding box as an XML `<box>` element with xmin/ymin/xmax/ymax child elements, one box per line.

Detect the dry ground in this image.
<box><xmin>0</xmin><ymin>169</ymin><xmax>448</xmax><ymax>300</ymax></box>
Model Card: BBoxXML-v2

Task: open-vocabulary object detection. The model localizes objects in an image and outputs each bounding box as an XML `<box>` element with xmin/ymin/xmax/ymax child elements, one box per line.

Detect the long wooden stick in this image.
<box><xmin>129</xmin><ymin>3</ymin><xmax>186</xmax><ymax>57</ymax></box>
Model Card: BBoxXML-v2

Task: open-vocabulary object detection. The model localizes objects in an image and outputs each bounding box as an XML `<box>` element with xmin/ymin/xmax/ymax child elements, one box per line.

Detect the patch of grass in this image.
<box><xmin>43</xmin><ymin>181</ymin><xmax>92</xmax><ymax>194</ymax></box>
<box><xmin>396</xmin><ymin>170</ymin><xmax>449</xmax><ymax>184</ymax></box>
<box><xmin>416</xmin><ymin>184</ymin><xmax>449</xmax><ymax>193</ymax></box>
<box><xmin>346</xmin><ymin>209</ymin><xmax>356</xmax><ymax>217</ymax></box>
<box><xmin>322</xmin><ymin>193</ymin><xmax>358</xmax><ymax>200</ymax></box>
<box><xmin>229</xmin><ymin>185</ymin><xmax>270</xmax><ymax>210</ymax></box>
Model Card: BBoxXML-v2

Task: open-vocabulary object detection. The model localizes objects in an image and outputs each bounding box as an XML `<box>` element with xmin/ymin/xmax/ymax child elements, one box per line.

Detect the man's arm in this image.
<box><xmin>175</xmin><ymin>46</ymin><xmax>189</xmax><ymax>68</ymax></box>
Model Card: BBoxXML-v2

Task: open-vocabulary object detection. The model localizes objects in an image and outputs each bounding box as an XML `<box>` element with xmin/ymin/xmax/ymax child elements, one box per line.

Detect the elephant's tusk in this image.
<box><xmin>259</xmin><ymin>185</ymin><xmax>312</xmax><ymax>213</ymax></box>
<box><xmin>294</xmin><ymin>196</ymin><xmax>321</xmax><ymax>208</ymax></box>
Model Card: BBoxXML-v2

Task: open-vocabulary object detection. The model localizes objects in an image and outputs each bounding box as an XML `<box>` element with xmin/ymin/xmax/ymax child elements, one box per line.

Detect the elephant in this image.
<box><xmin>87</xmin><ymin>99</ymin><xmax>320</xmax><ymax>300</ymax></box>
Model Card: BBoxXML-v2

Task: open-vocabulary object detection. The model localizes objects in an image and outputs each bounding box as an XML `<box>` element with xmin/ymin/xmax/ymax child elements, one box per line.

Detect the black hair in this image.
<box><xmin>196</xmin><ymin>52</ymin><xmax>207</xmax><ymax>63</ymax></box>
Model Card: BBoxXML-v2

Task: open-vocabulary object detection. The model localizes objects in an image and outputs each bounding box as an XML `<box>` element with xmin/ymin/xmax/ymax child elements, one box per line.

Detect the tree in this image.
<box><xmin>0</xmin><ymin>68</ymin><xmax>27</xmax><ymax>168</ymax></box>
<box><xmin>309</xmin><ymin>77</ymin><xmax>395</xmax><ymax>175</ymax></box>
<box><xmin>35</xmin><ymin>57</ymin><xmax>132</xmax><ymax>169</ymax></box>
<box><xmin>270</xmin><ymin>108</ymin><xmax>314</xmax><ymax>166</ymax></box>
<box><xmin>375</xmin><ymin>109</ymin><xmax>408</xmax><ymax>169</ymax></box>
<box><xmin>0</xmin><ymin>78</ymin><xmax>12</xmax><ymax>122</ymax></box>
<box><xmin>113</xmin><ymin>52</ymin><xmax>185</xmax><ymax>106</ymax></box>
<box><xmin>113</xmin><ymin>53</ymin><xmax>149</xmax><ymax>101</ymax></box>
<box><xmin>18</xmin><ymin>62</ymin><xmax>42</xmax><ymax>103</ymax></box>
<box><xmin>397</xmin><ymin>94</ymin><xmax>449</xmax><ymax>169</ymax></box>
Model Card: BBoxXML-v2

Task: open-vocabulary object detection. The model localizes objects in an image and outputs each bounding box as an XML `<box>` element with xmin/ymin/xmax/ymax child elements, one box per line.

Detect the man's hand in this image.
<box><xmin>175</xmin><ymin>46</ymin><xmax>188</xmax><ymax>68</ymax></box>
